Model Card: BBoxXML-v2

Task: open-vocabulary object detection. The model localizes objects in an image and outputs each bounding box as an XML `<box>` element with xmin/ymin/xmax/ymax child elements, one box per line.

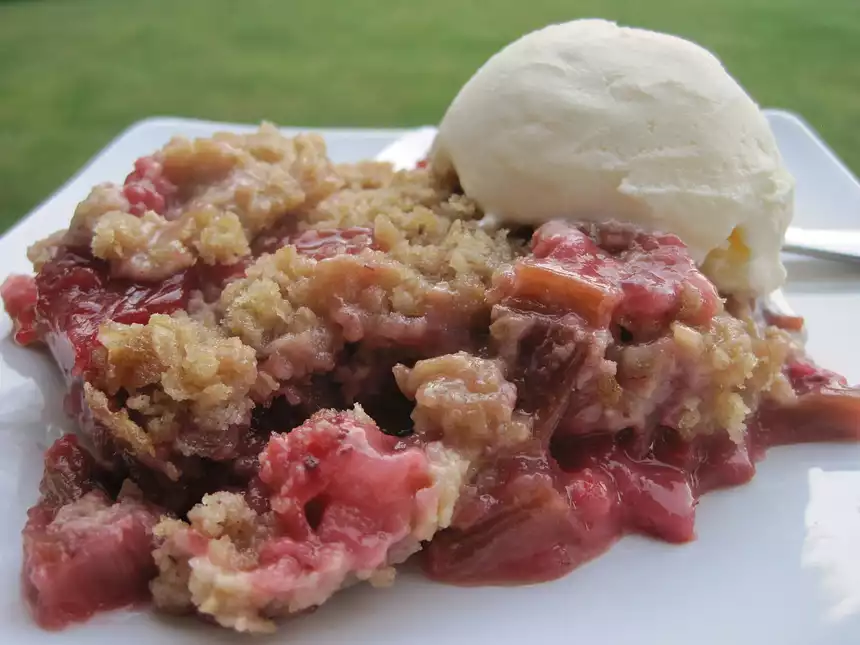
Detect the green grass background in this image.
<box><xmin>1</xmin><ymin>0</ymin><xmax>859</xmax><ymax>231</ymax></box>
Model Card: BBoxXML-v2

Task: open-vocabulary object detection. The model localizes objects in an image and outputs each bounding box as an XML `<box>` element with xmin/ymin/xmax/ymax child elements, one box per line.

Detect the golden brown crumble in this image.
<box><xmin>219</xmin><ymin>202</ymin><xmax>517</xmax><ymax>389</ymax></box>
<box><xmin>221</xmin><ymin>246</ymin><xmax>437</xmax><ymax>345</ymax></box>
<box><xmin>595</xmin><ymin>310</ymin><xmax>794</xmax><ymax>442</ymax></box>
<box><xmin>305</xmin><ymin>167</ymin><xmax>446</xmax><ymax>231</ymax></box>
<box><xmin>162</xmin><ymin>125</ymin><xmax>343</xmax><ymax>235</ymax></box>
<box><xmin>65</xmin><ymin>183</ymin><xmax>130</xmax><ymax>247</ymax></box>
<box><xmin>26</xmin><ymin>230</ymin><xmax>66</xmax><ymax>272</ymax></box>
<box><xmin>415</xmin><ymin>442</ymin><xmax>471</xmax><ymax>540</ymax></box>
<box><xmin>395</xmin><ymin>352</ymin><xmax>532</xmax><ymax>455</ymax></box>
<box><xmin>91</xmin><ymin>209</ymin><xmax>250</xmax><ymax>281</ymax></box>
<box><xmin>91</xmin><ymin>211</ymin><xmax>195</xmax><ymax>281</ymax></box>
<box><xmin>306</xmin><ymin>166</ymin><xmax>519</xmax><ymax>284</ymax></box>
<box><xmin>334</xmin><ymin>160</ymin><xmax>396</xmax><ymax>190</ymax></box>
<box><xmin>84</xmin><ymin>383</ymin><xmax>168</xmax><ymax>470</ymax></box>
<box><xmin>95</xmin><ymin>313</ymin><xmax>257</xmax><ymax>456</ymax></box>
<box><xmin>149</xmin><ymin>518</ymin><xmax>195</xmax><ymax>614</ymax></box>
<box><xmin>151</xmin><ymin>492</ymin><xmax>273</xmax><ymax>630</ymax></box>
<box><xmin>671</xmin><ymin>310</ymin><xmax>793</xmax><ymax>439</ymax></box>
<box><xmin>186</xmin><ymin>491</ymin><xmax>260</xmax><ymax>543</ymax></box>
<box><xmin>255</xmin><ymin>309</ymin><xmax>339</xmax><ymax>398</ymax></box>
<box><xmin>39</xmin><ymin>125</ymin><xmax>350</xmax><ymax>282</ymax></box>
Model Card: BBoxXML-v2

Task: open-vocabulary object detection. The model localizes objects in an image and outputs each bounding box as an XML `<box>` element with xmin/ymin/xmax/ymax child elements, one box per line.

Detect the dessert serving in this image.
<box><xmin>2</xmin><ymin>19</ymin><xmax>859</xmax><ymax>634</ymax></box>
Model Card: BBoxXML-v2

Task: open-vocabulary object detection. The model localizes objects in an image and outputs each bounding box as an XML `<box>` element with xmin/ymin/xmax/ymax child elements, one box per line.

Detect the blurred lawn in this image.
<box><xmin>1</xmin><ymin>0</ymin><xmax>859</xmax><ymax>231</ymax></box>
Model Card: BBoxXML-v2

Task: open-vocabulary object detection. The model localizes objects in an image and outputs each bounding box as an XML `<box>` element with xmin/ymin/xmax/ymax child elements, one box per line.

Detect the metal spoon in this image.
<box><xmin>783</xmin><ymin>227</ymin><xmax>860</xmax><ymax>264</ymax></box>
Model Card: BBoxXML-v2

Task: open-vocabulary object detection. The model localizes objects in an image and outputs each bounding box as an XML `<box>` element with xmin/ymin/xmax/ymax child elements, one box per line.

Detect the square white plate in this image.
<box><xmin>1</xmin><ymin>113</ymin><xmax>859</xmax><ymax>644</ymax></box>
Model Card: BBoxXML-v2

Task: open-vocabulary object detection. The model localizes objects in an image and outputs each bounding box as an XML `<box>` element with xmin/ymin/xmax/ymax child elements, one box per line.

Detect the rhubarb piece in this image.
<box><xmin>22</xmin><ymin>436</ymin><xmax>160</xmax><ymax>629</ymax></box>
<box><xmin>1</xmin><ymin>274</ymin><xmax>39</xmax><ymax>345</ymax></box>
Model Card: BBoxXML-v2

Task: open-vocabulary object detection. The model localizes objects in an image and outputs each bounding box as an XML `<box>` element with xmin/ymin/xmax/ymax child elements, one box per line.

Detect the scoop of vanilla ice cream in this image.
<box><xmin>430</xmin><ymin>19</ymin><xmax>794</xmax><ymax>296</ymax></box>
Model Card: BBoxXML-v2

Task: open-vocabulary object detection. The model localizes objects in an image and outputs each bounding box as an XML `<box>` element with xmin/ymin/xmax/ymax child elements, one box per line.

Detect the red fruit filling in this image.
<box><xmin>31</xmin><ymin>248</ymin><xmax>192</xmax><ymax>379</ymax></box>
<box><xmin>123</xmin><ymin>156</ymin><xmax>177</xmax><ymax>216</ymax></box>
<box><xmin>514</xmin><ymin>220</ymin><xmax>720</xmax><ymax>334</ymax></box>
<box><xmin>22</xmin><ymin>436</ymin><xmax>160</xmax><ymax>629</ymax></box>
<box><xmin>426</xmin><ymin>382</ymin><xmax>860</xmax><ymax>586</ymax></box>
<box><xmin>259</xmin><ymin>409</ymin><xmax>434</xmax><ymax>552</ymax></box>
<box><xmin>424</xmin><ymin>221</ymin><xmax>860</xmax><ymax>585</ymax></box>
<box><xmin>1</xmin><ymin>274</ymin><xmax>39</xmax><ymax>345</ymax></box>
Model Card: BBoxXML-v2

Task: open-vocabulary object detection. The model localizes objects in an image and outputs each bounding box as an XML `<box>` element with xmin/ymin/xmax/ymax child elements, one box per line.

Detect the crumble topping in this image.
<box><xmin>84</xmin><ymin>383</ymin><xmax>163</xmax><ymax>465</ymax></box>
<box><xmin>91</xmin><ymin>209</ymin><xmax>250</xmax><ymax>281</ymax></box>
<box><xmin>94</xmin><ymin>313</ymin><xmax>257</xmax><ymax>459</ymax></box>
<box><xmin>161</xmin><ymin>126</ymin><xmax>343</xmax><ymax>234</ymax></box>
<box><xmin>222</xmin><ymin>247</ymin><xmax>437</xmax><ymax>344</ymax></box>
<box><xmin>601</xmin><ymin>311</ymin><xmax>795</xmax><ymax>442</ymax></box>
<box><xmin>395</xmin><ymin>352</ymin><xmax>532</xmax><ymax>455</ymax></box>
<box><xmin>334</xmin><ymin>160</ymin><xmax>396</xmax><ymax>189</ymax></box>
<box><xmin>413</xmin><ymin>441</ymin><xmax>470</xmax><ymax>541</ymax></box>
<box><xmin>307</xmin><ymin>166</ymin><xmax>516</xmax><ymax>283</ymax></box>
<box><xmin>44</xmin><ymin>124</ymin><xmax>346</xmax><ymax>283</ymax></box>
<box><xmin>150</xmin><ymin>492</ymin><xmax>272</xmax><ymax>627</ymax></box>
<box><xmin>26</xmin><ymin>230</ymin><xmax>67</xmax><ymax>272</ymax></box>
<box><xmin>65</xmin><ymin>183</ymin><xmax>131</xmax><ymax>248</ymax></box>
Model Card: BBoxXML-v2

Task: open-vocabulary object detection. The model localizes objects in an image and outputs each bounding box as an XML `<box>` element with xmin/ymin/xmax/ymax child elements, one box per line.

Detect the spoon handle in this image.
<box><xmin>783</xmin><ymin>228</ymin><xmax>860</xmax><ymax>263</ymax></box>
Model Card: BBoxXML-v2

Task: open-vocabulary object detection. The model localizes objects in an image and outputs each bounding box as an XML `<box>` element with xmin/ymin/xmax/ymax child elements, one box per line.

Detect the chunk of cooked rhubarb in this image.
<box><xmin>763</xmin><ymin>309</ymin><xmax>805</xmax><ymax>333</ymax></box>
<box><xmin>123</xmin><ymin>155</ymin><xmax>177</xmax><ymax>216</ymax></box>
<box><xmin>424</xmin><ymin>445</ymin><xmax>620</xmax><ymax>584</ymax></box>
<box><xmin>508</xmin><ymin>259</ymin><xmax>621</xmax><ymax>327</ymax></box>
<box><xmin>756</xmin><ymin>390</ymin><xmax>860</xmax><ymax>446</ymax></box>
<box><xmin>749</xmin><ymin>357</ymin><xmax>860</xmax><ymax>445</ymax></box>
<box><xmin>425</xmin><ymin>436</ymin><xmax>699</xmax><ymax>585</ymax></box>
<box><xmin>260</xmin><ymin>407</ymin><xmax>436</xmax><ymax>549</ymax></box>
<box><xmin>1</xmin><ymin>274</ymin><xmax>39</xmax><ymax>345</ymax></box>
<box><xmin>524</xmin><ymin>221</ymin><xmax>722</xmax><ymax>337</ymax></box>
<box><xmin>22</xmin><ymin>436</ymin><xmax>160</xmax><ymax>629</ymax></box>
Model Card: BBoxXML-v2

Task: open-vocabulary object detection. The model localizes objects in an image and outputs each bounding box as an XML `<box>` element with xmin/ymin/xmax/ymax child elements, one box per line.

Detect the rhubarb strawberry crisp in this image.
<box><xmin>1</xmin><ymin>122</ymin><xmax>857</xmax><ymax>633</ymax></box>
<box><xmin>4</xmin><ymin>21</ymin><xmax>860</xmax><ymax>635</ymax></box>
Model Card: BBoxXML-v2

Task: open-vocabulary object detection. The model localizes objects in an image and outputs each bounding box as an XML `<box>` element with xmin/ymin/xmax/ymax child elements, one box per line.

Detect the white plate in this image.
<box><xmin>1</xmin><ymin>113</ymin><xmax>859</xmax><ymax>644</ymax></box>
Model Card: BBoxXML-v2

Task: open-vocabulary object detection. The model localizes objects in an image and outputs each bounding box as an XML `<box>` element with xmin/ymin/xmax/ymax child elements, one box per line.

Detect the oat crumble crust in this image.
<box><xmin>13</xmin><ymin>124</ymin><xmax>816</xmax><ymax>632</ymax></box>
<box><xmin>88</xmin><ymin>312</ymin><xmax>259</xmax><ymax>469</ymax></box>
<box><xmin>394</xmin><ymin>352</ymin><xmax>532</xmax><ymax>455</ymax></box>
